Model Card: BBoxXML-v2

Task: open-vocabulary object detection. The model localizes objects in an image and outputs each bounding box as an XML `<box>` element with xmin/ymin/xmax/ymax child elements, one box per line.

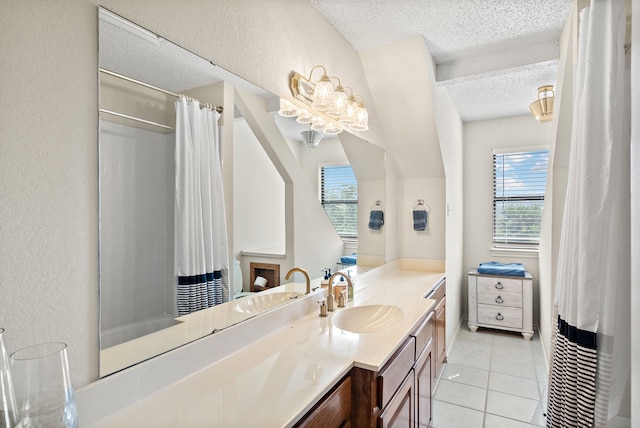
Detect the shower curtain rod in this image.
<box><xmin>99</xmin><ymin>68</ymin><xmax>224</xmax><ymax>114</ymax></box>
<box><xmin>99</xmin><ymin>108</ymin><xmax>176</xmax><ymax>130</ymax></box>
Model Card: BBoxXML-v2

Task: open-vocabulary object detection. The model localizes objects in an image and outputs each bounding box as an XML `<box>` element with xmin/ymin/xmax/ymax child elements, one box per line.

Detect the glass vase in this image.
<box><xmin>10</xmin><ymin>343</ymin><xmax>77</xmax><ymax>428</ymax></box>
<box><xmin>0</xmin><ymin>329</ymin><xmax>18</xmax><ymax>428</ymax></box>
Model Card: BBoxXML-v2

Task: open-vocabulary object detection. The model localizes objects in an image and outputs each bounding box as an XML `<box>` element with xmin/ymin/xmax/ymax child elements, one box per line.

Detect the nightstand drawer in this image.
<box><xmin>477</xmin><ymin>276</ymin><xmax>522</xmax><ymax>294</ymax></box>
<box><xmin>477</xmin><ymin>304</ymin><xmax>522</xmax><ymax>329</ymax></box>
<box><xmin>477</xmin><ymin>289</ymin><xmax>522</xmax><ymax>307</ymax></box>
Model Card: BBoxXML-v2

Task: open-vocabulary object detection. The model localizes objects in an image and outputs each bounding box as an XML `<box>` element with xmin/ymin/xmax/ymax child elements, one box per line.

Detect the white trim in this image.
<box><xmin>491</xmin><ymin>144</ymin><xmax>550</xmax><ymax>155</ymax></box>
<box><xmin>489</xmin><ymin>246</ymin><xmax>539</xmax><ymax>259</ymax></box>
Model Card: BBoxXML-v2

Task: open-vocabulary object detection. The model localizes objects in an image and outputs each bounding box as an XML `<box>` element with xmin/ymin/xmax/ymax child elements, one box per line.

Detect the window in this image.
<box><xmin>321</xmin><ymin>165</ymin><xmax>358</xmax><ymax>239</ymax></box>
<box><xmin>493</xmin><ymin>149</ymin><xmax>549</xmax><ymax>248</ymax></box>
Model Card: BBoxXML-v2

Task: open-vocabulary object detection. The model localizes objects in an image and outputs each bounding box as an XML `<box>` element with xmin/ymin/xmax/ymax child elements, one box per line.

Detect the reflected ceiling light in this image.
<box><xmin>529</xmin><ymin>85</ymin><xmax>554</xmax><ymax>123</ymax></box>
<box><xmin>278</xmin><ymin>65</ymin><xmax>370</xmax><ymax>136</ymax></box>
<box><xmin>301</xmin><ymin>128</ymin><xmax>323</xmax><ymax>148</ymax></box>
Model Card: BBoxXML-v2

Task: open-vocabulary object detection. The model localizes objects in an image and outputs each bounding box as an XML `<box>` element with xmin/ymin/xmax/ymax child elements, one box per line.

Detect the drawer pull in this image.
<box><xmin>495</xmin><ymin>296</ymin><xmax>504</xmax><ymax>304</ymax></box>
<box><xmin>495</xmin><ymin>282</ymin><xmax>504</xmax><ymax>290</ymax></box>
<box><xmin>495</xmin><ymin>313</ymin><xmax>504</xmax><ymax>321</ymax></box>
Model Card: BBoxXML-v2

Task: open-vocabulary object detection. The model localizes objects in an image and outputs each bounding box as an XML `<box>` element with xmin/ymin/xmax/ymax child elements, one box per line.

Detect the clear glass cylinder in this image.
<box><xmin>10</xmin><ymin>343</ymin><xmax>77</xmax><ymax>428</ymax></box>
<box><xmin>0</xmin><ymin>329</ymin><xmax>18</xmax><ymax>428</ymax></box>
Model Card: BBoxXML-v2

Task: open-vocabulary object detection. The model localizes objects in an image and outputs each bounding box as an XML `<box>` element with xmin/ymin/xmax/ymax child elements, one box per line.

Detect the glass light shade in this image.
<box><xmin>310</xmin><ymin>117</ymin><xmax>327</xmax><ymax>131</ymax></box>
<box><xmin>296</xmin><ymin>109</ymin><xmax>313</xmax><ymax>124</ymax></box>
<box><xmin>327</xmin><ymin>88</ymin><xmax>348</xmax><ymax>118</ymax></box>
<box><xmin>529</xmin><ymin>97</ymin><xmax>554</xmax><ymax>122</ymax></box>
<box><xmin>529</xmin><ymin>85</ymin><xmax>554</xmax><ymax>122</ymax></box>
<box><xmin>349</xmin><ymin>104</ymin><xmax>369</xmax><ymax>131</ymax></box>
<box><xmin>278</xmin><ymin>98</ymin><xmax>298</xmax><ymax>117</ymax></box>
<box><xmin>311</xmin><ymin>76</ymin><xmax>334</xmax><ymax>111</ymax></box>
<box><xmin>339</xmin><ymin>98</ymin><xmax>358</xmax><ymax>126</ymax></box>
<box><xmin>323</xmin><ymin>123</ymin><xmax>343</xmax><ymax>135</ymax></box>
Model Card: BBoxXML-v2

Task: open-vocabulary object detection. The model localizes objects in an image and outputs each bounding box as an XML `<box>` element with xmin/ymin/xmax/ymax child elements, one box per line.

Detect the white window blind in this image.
<box><xmin>493</xmin><ymin>150</ymin><xmax>549</xmax><ymax>247</ymax></box>
<box><xmin>321</xmin><ymin>165</ymin><xmax>358</xmax><ymax>238</ymax></box>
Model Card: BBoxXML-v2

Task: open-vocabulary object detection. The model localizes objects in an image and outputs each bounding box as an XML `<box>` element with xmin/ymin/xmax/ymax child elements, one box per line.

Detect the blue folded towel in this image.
<box><xmin>413</xmin><ymin>209</ymin><xmax>428</xmax><ymax>231</ymax></box>
<box><xmin>478</xmin><ymin>262</ymin><xmax>526</xmax><ymax>277</ymax></box>
<box><xmin>340</xmin><ymin>254</ymin><xmax>357</xmax><ymax>265</ymax></box>
<box><xmin>368</xmin><ymin>209</ymin><xmax>384</xmax><ymax>230</ymax></box>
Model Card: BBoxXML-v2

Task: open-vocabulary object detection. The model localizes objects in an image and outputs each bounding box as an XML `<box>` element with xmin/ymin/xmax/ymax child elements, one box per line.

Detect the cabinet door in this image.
<box><xmin>415</xmin><ymin>340</ymin><xmax>433</xmax><ymax>428</ymax></box>
<box><xmin>295</xmin><ymin>376</ymin><xmax>351</xmax><ymax>428</ymax></box>
<box><xmin>435</xmin><ymin>296</ymin><xmax>446</xmax><ymax>377</ymax></box>
<box><xmin>378</xmin><ymin>370</ymin><xmax>415</xmax><ymax>428</ymax></box>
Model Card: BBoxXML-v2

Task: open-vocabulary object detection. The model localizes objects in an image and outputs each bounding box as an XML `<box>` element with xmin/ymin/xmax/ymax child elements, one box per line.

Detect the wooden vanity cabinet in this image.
<box><xmin>350</xmin><ymin>311</ymin><xmax>434</xmax><ymax>428</ymax></box>
<box><xmin>426</xmin><ymin>278</ymin><xmax>446</xmax><ymax>380</ymax></box>
<box><xmin>294</xmin><ymin>375</ymin><xmax>352</xmax><ymax>428</ymax></box>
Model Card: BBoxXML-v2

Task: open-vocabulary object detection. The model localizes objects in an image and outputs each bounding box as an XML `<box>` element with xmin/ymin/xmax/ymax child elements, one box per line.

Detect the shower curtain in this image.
<box><xmin>174</xmin><ymin>96</ymin><xmax>229</xmax><ymax>317</ymax></box>
<box><xmin>547</xmin><ymin>1</ymin><xmax>630</xmax><ymax>427</ymax></box>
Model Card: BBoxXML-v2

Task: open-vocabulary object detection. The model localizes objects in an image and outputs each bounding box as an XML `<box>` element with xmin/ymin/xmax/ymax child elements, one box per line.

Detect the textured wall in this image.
<box><xmin>0</xmin><ymin>0</ymin><xmax>373</xmax><ymax>387</ymax></box>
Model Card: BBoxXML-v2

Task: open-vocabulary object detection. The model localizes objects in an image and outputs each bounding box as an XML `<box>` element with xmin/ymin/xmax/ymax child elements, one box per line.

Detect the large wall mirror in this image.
<box><xmin>98</xmin><ymin>7</ymin><xmax>385</xmax><ymax>377</ymax></box>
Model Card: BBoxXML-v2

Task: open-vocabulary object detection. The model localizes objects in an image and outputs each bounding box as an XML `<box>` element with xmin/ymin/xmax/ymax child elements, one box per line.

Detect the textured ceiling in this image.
<box><xmin>99</xmin><ymin>10</ymin><xmax>271</xmax><ymax>99</ymax></box>
<box><xmin>310</xmin><ymin>0</ymin><xmax>573</xmax><ymax>122</ymax></box>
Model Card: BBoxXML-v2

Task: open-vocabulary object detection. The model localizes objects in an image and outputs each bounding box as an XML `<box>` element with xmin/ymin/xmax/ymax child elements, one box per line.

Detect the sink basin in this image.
<box><xmin>234</xmin><ymin>291</ymin><xmax>304</xmax><ymax>314</ymax></box>
<box><xmin>331</xmin><ymin>305</ymin><xmax>404</xmax><ymax>334</ymax></box>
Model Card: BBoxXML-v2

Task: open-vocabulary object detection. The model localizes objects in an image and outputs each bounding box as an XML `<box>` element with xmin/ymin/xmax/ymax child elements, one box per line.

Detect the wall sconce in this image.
<box><xmin>278</xmin><ymin>65</ymin><xmax>369</xmax><ymax>136</ymax></box>
<box><xmin>529</xmin><ymin>85</ymin><xmax>554</xmax><ymax>122</ymax></box>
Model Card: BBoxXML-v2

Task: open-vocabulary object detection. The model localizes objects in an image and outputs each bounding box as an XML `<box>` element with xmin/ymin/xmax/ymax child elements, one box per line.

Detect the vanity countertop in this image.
<box><xmin>87</xmin><ymin>268</ymin><xmax>444</xmax><ymax>427</ymax></box>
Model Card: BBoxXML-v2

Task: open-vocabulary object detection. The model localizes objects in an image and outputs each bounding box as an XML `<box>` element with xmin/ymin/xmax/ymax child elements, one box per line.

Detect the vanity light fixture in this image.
<box><xmin>529</xmin><ymin>85</ymin><xmax>554</xmax><ymax>123</ymax></box>
<box><xmin>278</xmin><ymin>65</ymin><xmax>369</xmax><ymax>136</ymax></box>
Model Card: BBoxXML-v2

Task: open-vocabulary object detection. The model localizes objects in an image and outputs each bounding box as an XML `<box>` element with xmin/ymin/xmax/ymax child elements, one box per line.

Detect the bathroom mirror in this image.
<box><xmin>98</xmin><ymin>7</ymin><xmax>385</xmax><ymax>377</ymax></box>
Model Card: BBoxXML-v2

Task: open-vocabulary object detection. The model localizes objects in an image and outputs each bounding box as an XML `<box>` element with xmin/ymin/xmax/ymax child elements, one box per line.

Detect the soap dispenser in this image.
<box><xmin>320</xmin><ymin>268</ymin><xmax>331</xmax><ymax>288</ymax></box>
<box><xmin>334</xmin><ymin>274</ymin><xmax>346</xmax><ymax>301</ymax></box>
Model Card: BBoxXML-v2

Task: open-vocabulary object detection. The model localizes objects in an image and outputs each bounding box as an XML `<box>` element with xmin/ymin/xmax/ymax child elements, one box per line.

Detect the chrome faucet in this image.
<box><xmin>285</xmin><ymin>267</ymin><xmax>311</xmax><ymax>294</ymax></box>
<box><xmin>328</xmin><ymin>272</ymin><xmax>353</xmax><ymax>308</ymax></box>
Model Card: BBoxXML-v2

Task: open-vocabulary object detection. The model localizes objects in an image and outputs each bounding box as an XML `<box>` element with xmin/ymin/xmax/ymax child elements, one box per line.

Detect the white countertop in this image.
<box><xmin>87</xmin><ymin>268</ymin><xmax>444</xmax><ymax>427</ymax></box>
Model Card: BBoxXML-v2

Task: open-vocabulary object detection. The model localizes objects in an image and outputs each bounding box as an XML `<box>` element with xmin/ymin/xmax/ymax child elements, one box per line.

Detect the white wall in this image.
<box><xmin>631</xmin><ymin>0</ymin><xmax>639</xmax><ymax>421</ymax></box>
<box><xmin>463</xmin><ymin>115</ymin><xmax>555</xmax><ymax>326</ymax></box>
<box><xmin>433</xmin><ymin>86</ymin><xmax>465</xmax><ymax>353</ymax></box>
<box><xmin>233</xmin><ymin>118</ymin><xmax>286</xmax><ymax>260</ymax></box>
<box><xmin>0</xmin><ymin>0</ymin><xmax>378</xmax><ymax>387</ymax></box>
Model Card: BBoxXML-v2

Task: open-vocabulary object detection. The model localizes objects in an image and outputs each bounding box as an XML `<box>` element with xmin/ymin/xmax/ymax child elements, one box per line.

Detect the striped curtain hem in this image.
<box><xmin>547</xmin><ymin>315</ymin><xmax>597</xmax><ymax>428</ymax></box>
<box><xmin>177</xmin><ymin>270</ymin><xmax>224</xmax><ymax>316</ymax></box>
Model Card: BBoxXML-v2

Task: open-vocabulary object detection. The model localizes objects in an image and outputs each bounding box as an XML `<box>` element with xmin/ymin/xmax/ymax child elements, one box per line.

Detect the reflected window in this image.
<box><xmin>321</xmin><ymin>164</ymin><xmax>358</xmax><ymax>239</ymax></box>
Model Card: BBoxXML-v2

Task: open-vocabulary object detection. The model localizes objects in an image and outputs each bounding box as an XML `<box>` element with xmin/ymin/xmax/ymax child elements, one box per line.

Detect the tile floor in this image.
<box><xmin>432</xmin><ymin>327</ymin><xmax>548</xmax><ymax>427</ymax></box>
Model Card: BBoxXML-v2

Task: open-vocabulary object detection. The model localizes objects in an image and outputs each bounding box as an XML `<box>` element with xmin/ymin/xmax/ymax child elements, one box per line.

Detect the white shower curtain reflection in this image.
<box><xmin>547</xmin><ymin>1</ymin><xmax>630</xmax><ymax>426</ymax></box>
<box><xmin>174</xmin><ymin>96</ymin><xmax>229</xmax><ymax>317</ymax></box>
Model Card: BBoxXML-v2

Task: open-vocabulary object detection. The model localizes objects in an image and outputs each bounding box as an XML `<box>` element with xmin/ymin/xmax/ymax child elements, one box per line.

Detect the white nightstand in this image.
<box><xmin>467</xmin><ymin>268</ymin><xmax>533</xmax><ymax>340</ymax></box>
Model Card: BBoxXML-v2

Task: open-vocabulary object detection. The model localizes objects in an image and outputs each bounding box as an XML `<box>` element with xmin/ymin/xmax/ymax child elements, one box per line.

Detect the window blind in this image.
<box><xmin>493</xmin><ymin>150</ymin><xmax>549</xmax><ymax>246</ymax></box>
<box><xmin>321</xmin><ymin>165</ymin><xmax>358</xmax><ymax>238</ymax></box>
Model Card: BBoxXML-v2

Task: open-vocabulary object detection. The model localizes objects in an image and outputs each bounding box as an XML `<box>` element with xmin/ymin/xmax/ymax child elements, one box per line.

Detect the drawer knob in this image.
<box><xmin>495</xmin><ymin>282</ymin><xmax>504</xmax><ymax>290</ymax></box>
<box><xmin>495</xmin><ymin>313</ymin><xmax>504</xmax><ymax>321</ymax></box>
<box><xmin>495</xmin><ymin>296</ymin><xmax>504</xmax><ymax>304</ymax></box>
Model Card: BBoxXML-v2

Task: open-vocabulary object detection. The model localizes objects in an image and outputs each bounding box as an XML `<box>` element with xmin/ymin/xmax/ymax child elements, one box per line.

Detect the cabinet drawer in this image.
<box><xmin>477</xmin><ymin>289</ymin><xmax>522</xmax><ymax>307</ymax></box>
<box><xmin>477</xmin><ymin>304</ymin><xmax>522</xmax><ymax>329</ymax></box>
<box><xmin>411</xmin><ymin>312</ymin><xmax>434</xmax><ymax>359</ymax></box>
<box><xmin>477</xmin><ymin>276</ymin><xmax>522</xmax><ymax>295</ymax></box>
<box><xmin>378</xmin><ymin>337</ymin><xmax>415</xmax><ymax>410</ymax></box>
<box><xmin>295</xmin><ymin>376</ymin><xmax>351</xmax><ymax>428</ymax></box>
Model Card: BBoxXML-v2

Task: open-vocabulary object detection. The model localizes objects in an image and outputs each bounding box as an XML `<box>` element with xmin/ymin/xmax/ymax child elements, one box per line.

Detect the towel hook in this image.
<box><xmin>413</xmin><ymin>199</ymin><xmax>429</xmax><ymax>211</ymax></box>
